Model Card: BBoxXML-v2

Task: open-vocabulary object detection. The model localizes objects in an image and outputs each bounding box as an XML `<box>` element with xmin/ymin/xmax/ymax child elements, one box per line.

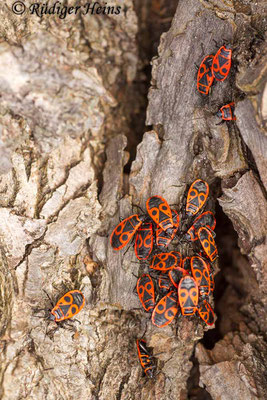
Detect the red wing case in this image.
<box><xmin>198</xmin><ymin>226</ymin><xmax>218</xmax><ymax>262</ymax></box>
<box><xmin>185</xmin><ymin>211</ymin><xmax>216</xmax><ymax>241</ymax></box>
<box><xmin>136</xmin><ymin>339</ymin><xmax>155</xmax><ymax>378</ymax></box>
<box><xmin>136</xmin><ymin>274</ymin><xmax>155</xmax><ymax>312</ymax></box>
<box><xmin>197</xmin><ymin>55</ymin><xmax>214</xmax><ymax>95</ymax></box>
<box><xmin>150</xmin><ymin>252</ymin><xmax>177</xmax><ymax>272</ymax></box>
<box><xmin>146</xmin><ymin>196</ymin><xmax>173</xmax><ymax>232</ymax></box>
<box><xmin>220</xmin><ymin>102</ymin><xmax>236</xmax><ymax>121</ymax></box>
<box><xmin>151</xmin><ymin>291</ymin><xmax>178</xmax><ymax>328</ymax></box>
<box><xmin>156</xmin><ymin>209</ymin><xmax>179</xmax><ymax>248</ymax></box>
<box><xmin>212</xmin><ymin>45</ymin><xmax>232</xmax><ymax>81</ymax></box>
<box><xmin>186</xmin><ymin>180</ymin><xmax>209</xmax><ymax>216</ymax></box>
<box><xmin>198</xmin><ymin>300</ymin><xmax>215</xmax><ymax>326</ymax></box>
<box><xmin>135</xmin><ymin>222</ymin><xmax>153</xmax><ymax>260</ymax></box>
<box><xmin>50</xmin><ymin>290</ymin><xmax>85</xmax><ymax>322</ymax></box>
<box><xmin>191</xmin><ymin>256</ymin><xmax>211</xmax><ymax>297</ymax></box>
<box><xmin>168</xmin><ymin>267</ymin><xmax>188</xmax><ymax>288</ymax></box>
<box><xmin>178</xmin><ymin>276</ymin><xmax>199</xmax><ymax>316</ymax></box>
<box><xmin>110</xmin><ymin>214</ymin><xmax>143</xmax><ymax>250</ymax></box>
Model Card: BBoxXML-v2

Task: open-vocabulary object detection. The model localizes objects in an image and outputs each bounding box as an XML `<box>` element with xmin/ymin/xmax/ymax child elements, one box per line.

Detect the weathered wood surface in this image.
<box><xmin>0</xmin><ymin>0</ymin><xmax>266</xmax><ymax>399</ymax></box>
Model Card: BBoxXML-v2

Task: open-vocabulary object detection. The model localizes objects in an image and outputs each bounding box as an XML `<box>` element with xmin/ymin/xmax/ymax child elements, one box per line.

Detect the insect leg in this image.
<box><xmin>43</xmin><ymin>290</ymin><xmax>54</xmax><ymax>308</ymax></box>
<box><xmin>216</xmin><ymin>120</ymin><xmax>224</xmax><ymax>126</ymax></box>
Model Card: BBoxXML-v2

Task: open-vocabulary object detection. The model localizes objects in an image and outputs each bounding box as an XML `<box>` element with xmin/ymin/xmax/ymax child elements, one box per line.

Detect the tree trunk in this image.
<box><xmin>0</xmin><ymin>1</ymin><xmax>266</xmax><ymax>399</ymax></box>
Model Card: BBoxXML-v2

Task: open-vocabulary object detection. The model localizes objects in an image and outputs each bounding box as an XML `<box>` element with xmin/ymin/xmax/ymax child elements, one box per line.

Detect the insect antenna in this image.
<box><xmin>213</xmin><ymin>38</ymin><xmax>219</xmax><ymax>48</ymax></box>
<box><xmin>132</xmin><ymin>204</ymin><xmax>145</xmax><ymax>215</ymax></box>
<box><xmin>33</xmin><ymin>307</ymin><xmax>47</xmax><ymax>313</ymax></box>
<box><xmin>69</xmin><ymin>318</ymin><xmax>81</xmax><ymax>326</ymax></box>
<box><xmin>123</xmin><ymin>245</ymin><xmax>132</xmax><ymax>257</ymax></box>
<box><xmin>43</xmin><ymin>290</ymin><xmax>54</xmax><ymax>308</ymax></box>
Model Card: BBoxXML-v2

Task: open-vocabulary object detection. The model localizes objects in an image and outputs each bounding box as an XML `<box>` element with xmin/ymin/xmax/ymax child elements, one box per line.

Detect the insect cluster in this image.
<box><xmin>110</xmin><ymin>179</ymin><xmax>218</xmax><ymax>377</ymax></box>
<box><xmin>197</xmin><ymin>44</ymin><xmax>236</xmax><ymax>123</ymax></box>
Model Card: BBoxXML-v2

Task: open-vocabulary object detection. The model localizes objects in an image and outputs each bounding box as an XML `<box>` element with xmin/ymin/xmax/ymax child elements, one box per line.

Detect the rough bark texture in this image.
<box><xmin>0</xmin><ymin>1</ymin><xmax>266</xmax><ymax>399</ymax></box>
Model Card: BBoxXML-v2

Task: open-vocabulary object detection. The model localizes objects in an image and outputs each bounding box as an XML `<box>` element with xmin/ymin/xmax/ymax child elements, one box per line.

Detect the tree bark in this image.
<box><xmin>0</xmin><ymin>1</ymin><xmax>266</xmax><ymax>399</ymax></box>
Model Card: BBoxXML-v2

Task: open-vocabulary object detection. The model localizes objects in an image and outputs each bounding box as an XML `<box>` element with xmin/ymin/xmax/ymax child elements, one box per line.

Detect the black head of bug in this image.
<box><xmin>48</xmin><ymin>313</ymin><xmax>56</xmax><ymax>322</ymax></box>
<box><xmin>146</xmin><ymin>368</ymin><xmax>155</xmax><ymax>379</ymax></box>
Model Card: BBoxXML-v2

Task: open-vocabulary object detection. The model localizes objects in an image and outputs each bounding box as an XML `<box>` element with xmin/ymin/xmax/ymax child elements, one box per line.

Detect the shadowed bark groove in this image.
<box><xmin>0</xmin><ymin>1</ymin><xmax>266</xmax><ymax>399</ymax></box>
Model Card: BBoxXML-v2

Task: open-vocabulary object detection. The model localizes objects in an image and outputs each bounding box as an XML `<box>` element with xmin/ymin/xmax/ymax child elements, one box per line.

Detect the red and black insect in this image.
<box><xmin>216</xmin><ymin>102</ymin><xmax>236</xmax><ymax>123</ymax></box>
<box><xmin>198</xmin><ymin>300</ymin><xmax>215</xmax><ymax>326</ymax></box>
<box><xmin>191</xmin><ymin>256</ymin><xmax>210</xmax><ymax>298</ymax></box>
<box><xmin>198</xmin><ymin>226</ymin><xmax>218</xmax><ymax>262</ymax></box>
<box><xmin>178</xmin><ymin>276</ymin><xmax>199</xmax><ymax>316</ymax></box>
<box><xmin>186</xmin><ymin>180</ymin><xmax>209</xmax><ymax>217</ymax></box>
<box><xmin>136</xmin><ymin>274</ymin><xmax>155</xmax><ymax>312</ymax></box>
<box><xmin>197</xmin><ymin>55</ymin><xmax>214</xmax><ymax>95</ymax></box>
<box><xmin>110</xmin><ymin>214</ymin><xmax>145</xmax><ymax>250</ymax></box>
<box><xmin>48</xmin><ymin>290</ymin><xmax>85</xmax><ymax>322</ymax></box>
<box><xmin>146</xmin><ymin>196</ymin><xmax>173</xmax><ymax>233</ymax></box>
<box><xmin>150</xmin><ymin>252</ymin><xmax>177</xmax><ymax>272</ymax></box>
<box><xmin>185</xmin><ymin>211</ymin><xmax>216</xmax><ymax>242</ymax></box>
<box><xmin>168</xmin><ymin>266</ymin><xmax>188</xmax><ymax>288</ymax></box>
<box><xmin>151</xmin><ymin>291</ymin><xmax>178</xmax><ymax>328</ymax></box>
<box><xmin>156</xmin><ymin>210</ymin><xmax>179</xmax><ymax>248</ymax></box>
<box><xmin>212</xmin><ymin>44</ymin><xmax>232</xmax><ymax>81</ymax></box>
<box><xmin>136</xmin><ymin>339</ymin><xmax>156</xmax><ymax>378</ymax></box>
<box><xmin>135</xmin><ymin>222</ymin><xmax>153</xmax><ymax>260</ymax></box>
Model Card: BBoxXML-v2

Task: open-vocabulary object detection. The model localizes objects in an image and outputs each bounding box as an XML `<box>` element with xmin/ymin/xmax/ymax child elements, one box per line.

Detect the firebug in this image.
<box><xmin>156</xmin><ymin>210</ymin><xmax>179</xmax><ymax>248</ymax></box>
<box><xmin>186</xmin><ymin>180</ymin><xmax>209</xmax><ymax>217</ymax></box>
<box><xmin>190</xmin><ymin>256</ymin><xmax>210</xmax><ymax>298</ymax></box>
<box><xmin>136</xmin><ymin>339</ymin><xmax>156</xmax><ymax>378</ymax></box>
<box><xmin>135</xmin><ymin>222</ymin><xmax>153</xmax><ymax>260</ymax></box>
<box><xmin>110</xmin><ymin>214</ymin><xmax>145</xmax><ymax>250</ymax></box>
<box><xmin>197</xmin><ymin>55</ymin><xmax>214</xmax><ymax>95</ymax></box>
<box><xmin>168</xmin><ymin>266</ymin><xmax>188</xmax><ymax>288</ymax></box>
<box><xmin>146</xmin><ymin>196</ymin><xmax>173</xmax><ymax>232</ymax></box>
<box><xmin>216</xmin><ymin>102</ymin><xmax>236</xmax><ymax>122</ymax></box>
<box><xmin>198</xmin><ymin>300</ymin><xmax>215</xmax><ymax>326</ymax></box>
<box><xmin>136</xmin><ymin>274</ymin><xmax>155</xmax><ymax>312</ymax></box>
<box><xmin>198</xmin><ymin>226</ymin><xmax>218</xmax><ymax>262</ymax></box>
<box><xmin>178</xmin><ymin>276</ymin><xmax>199</xmax><ymax>316</ymax></box>
<box><xmin>150</xmin><ymin>252</ymin><xmax>177</xmax><ymax>272</ymax></box>
<box><xmin>185</xmin><ymin>211</ymin><xmax>216</xmax><ymax>242</ymax></box>
<box><xmin>151</xmin><ymin>291</ymin><xmax>178</xmax><ymax>328</ymax></box>
<box><xmin>48</xmin><ymin>290</ymin><xmax>85</xmax><ymax>322</ymax></box>
<box><xmin>212</xmin><ymin>45</ymin><xmax>232</xmax><ymax>81</ymax></box>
